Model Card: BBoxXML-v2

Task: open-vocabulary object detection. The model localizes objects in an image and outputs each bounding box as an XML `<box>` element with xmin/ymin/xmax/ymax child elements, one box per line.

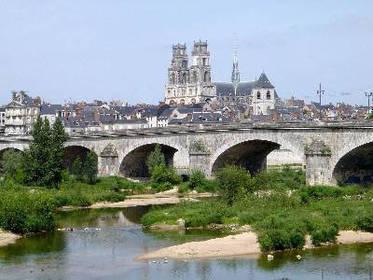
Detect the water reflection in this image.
<box><xmin>0</xmin><ymin>207</ymin><xmax>371</xmax><ymax>280</ymax></box>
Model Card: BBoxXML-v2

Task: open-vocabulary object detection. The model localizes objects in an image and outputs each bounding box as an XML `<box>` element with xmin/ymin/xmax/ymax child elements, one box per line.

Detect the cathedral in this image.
<box><xmin>164</xmin><ymin>41</ymin><xmax>278</xmax><ymax>115</ymax></box>
<box><xmin>164</xmin><ymin>41</ymin><xmax>216</xmax><ymax>106</ymax></box>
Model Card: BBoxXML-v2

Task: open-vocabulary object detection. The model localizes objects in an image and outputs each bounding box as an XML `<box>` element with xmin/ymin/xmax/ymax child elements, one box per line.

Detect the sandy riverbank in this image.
<box><xmin>137</xmin><ymin>232</ymin><xmax>261</xmax><ymax>260</ymax></box>
<box><xmin>89</xmin><ymin>196</ymin><xmax>200</xmax><ymax>209</ymax></box>
<box><xmin>87</xmin><ymin>190</ymin><xmax>215</xmax><ymax>209</ymax></box>
<box><xmin>0</xmin><ymin>230</ymin><xmax>21</xmax><ymax>247</ymax></box>
<box><xmin>138</xmin><ymin>230</ymin><xmax>373</xmax><ymax>260</ymax></box>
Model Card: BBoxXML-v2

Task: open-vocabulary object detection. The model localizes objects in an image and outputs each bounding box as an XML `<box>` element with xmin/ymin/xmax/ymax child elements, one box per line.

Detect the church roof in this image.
<box><xmin>256</xmin><ymin>72</ymin><xmax>275</xmax><ymax>89</ymax></box>
<box><xmin>214</xmin><ymin>72</ymin><xmax>275</xmax><ymax>97</ymax></box>
<box><xmin>214</xmin><ymin>81</ymin><xmax>256</xmax><ymax>97</ymax></box>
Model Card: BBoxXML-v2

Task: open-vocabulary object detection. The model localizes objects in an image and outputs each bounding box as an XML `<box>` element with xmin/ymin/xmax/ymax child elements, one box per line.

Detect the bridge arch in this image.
<box><xmin>63</xmin><ymin>145</ymin><xmax>98</xmax><ymax>172</ymax></box>
<box><xmin>332</xmin><ymin>140</ymin><xmax>373</xmax><ymax>185</ymax></box>
<box><xmin>119</xmin><ymin>143</ymin><xmax>178</xmax><ymax>178</ymax></box>
<box><xmin>211</xmin><ymin>139</ymin><xmax>281</xmax><ymax>175</ymax></box>
<box><xmin>208</xmin><ymin>134</ymin><xmax>304</xmax><ymax>175</ymax></box>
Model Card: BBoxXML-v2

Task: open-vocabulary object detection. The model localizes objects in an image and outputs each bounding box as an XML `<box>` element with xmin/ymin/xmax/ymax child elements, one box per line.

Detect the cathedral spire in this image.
<box><xmin>231</xmin><ymin>48</ymin><xmax>240</xmax><ymax>96</ymax></box>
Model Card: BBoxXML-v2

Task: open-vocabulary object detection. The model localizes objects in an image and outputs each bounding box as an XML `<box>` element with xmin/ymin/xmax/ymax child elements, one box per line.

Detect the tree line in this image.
<box><xmin>0</xmin><ymin>117</ymin><xmax>98</xmax><ymax>188</ymax></box>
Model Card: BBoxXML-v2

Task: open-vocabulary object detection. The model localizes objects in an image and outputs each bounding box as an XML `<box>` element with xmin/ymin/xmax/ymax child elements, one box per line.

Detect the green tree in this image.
<box><xmin>146</xmin><ymin>144</ymin><xmax>165</xmax><ymax>175</ymax></box>
<box><xmin>216</xmin><ymin>166</ymin><xmax>251</xmax><ymax>206</ymax></box>
<box><xmin>48</xmin><ymin>118</ymin><xmax>68</xmax><ymax>187</ymax></box>
<box><xmin>0</xmin><ymin>149</ymin><xmax>24</xmax><ymax>182</ymax></box>
<box><xmin>82</xmin><ymin>151</ymin><xmax>98</xmax><ymax>184</ymax></box>
<box><xmin>71</xmin><ymin>157</ymin><xmax>83</xmax><ymax>180</ymax></box>
<box><xmin>23</xmin><ymin>117</ymin><xmax>67</xmax><ymax>187</ymax></box>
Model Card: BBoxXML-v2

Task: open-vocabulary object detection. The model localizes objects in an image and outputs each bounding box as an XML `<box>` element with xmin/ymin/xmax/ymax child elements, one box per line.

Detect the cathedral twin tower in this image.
<box><xmin>164</xmin><ymin>40</ymin><xmax>277</xmax><ymax>116</ymax></box>
<box><xmin>165</xmin><ymin>41</ymin><xmax>216</xmax><ymax>105</ymax></box>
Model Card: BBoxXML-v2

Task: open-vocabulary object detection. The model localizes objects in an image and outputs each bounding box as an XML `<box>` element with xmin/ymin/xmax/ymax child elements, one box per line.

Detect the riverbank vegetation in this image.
<box><xmin>142</xmin><ymin>166</ymin><xmax>373</xmax><ymax>252</ymax></box>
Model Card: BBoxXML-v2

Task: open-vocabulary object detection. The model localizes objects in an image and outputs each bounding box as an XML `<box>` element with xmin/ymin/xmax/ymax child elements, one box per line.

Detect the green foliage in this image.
<box><xmin>356</xmin><ymin>211</ymin><xmax>373</xmax><ymax>232</ymax></box>
<box><xmin>258</xmin><ymin>229</ymin><xmax>305</xmax><ymax>251</ymax></box>
<box><xmin>82</xmin><ymin>152</ymin><xmax>98</xmax><ymax>184</ymax></box>
<box><xmin>146</xmin><ymin>144</ymin><xmax>165</xmax><ymax>176</ymax></box>
<box><xmin>0</xmin><ymin>149</ymin><xmax>25</xmax><ymax>183</ymax></box>
<box><xmin>310</xmin><ymin>223</ymin><xmax>339</xmax><ymax>246</ymax></box>
<box><xmin>216</xmin><ymin>166</ymin><xmax>252</xmax><ymax>205</ymax></box>
<box><xmin>23</xmin><ymin>117</ymin><xmax>67</xmax><ymax>187</ymax></box>
<box><xmin>188</xmin><ymin>170</ymin><xmax>206</xmax><ymax>190</ymax></box>
<box><xmin>71</xmin><ymin>158</ymin><xmax>83</xmax><ymax>181</ymax></box>
<box><xmin>141</xmin><ymin>200</ymin><xmax>229</xmax><ymax>227</ymax></box>
<box><xmin>151</xmin><ymin>164</ymin><xmax>181</xmax><ymax>186</ymax></box>
<box><xmin>142</xmin><ymin>167</ymin><xmax>373</xmax><ymax>253</ymax></box>
<box><xmin>0</xmin><ymin>190</ymin><xmax>55</xmax><ymax>234</ymax></box>
<box><xmin>254</xmin><ymin>166</ymin><xmax>305</xmax><ymax>190</ymax></box>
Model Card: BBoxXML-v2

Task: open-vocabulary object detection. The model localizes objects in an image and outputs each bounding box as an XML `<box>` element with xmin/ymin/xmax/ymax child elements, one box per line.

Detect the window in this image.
<box><xmin>202</xmin><ymin>58</ymin><xmax>207</xmax><ymax>66</ymax></box>
<box><xmin>203</xmin><ymin>72</ymin><xmax>209</xmax><ymax>82</ymax></box>
<box><xmin>257</xmin><ymin>91</ymin><xmax>261</xmax><ymax>99</ymax></box>
<box><xmin>266</xmin><ymin>91</ymin><xmax>271</xmax><ymax>100</ymax></box>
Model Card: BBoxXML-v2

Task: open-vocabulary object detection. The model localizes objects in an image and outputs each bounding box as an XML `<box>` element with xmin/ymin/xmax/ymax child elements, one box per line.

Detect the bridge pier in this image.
<box><xmin>98</xmin><ymin>144</ymin><xmax>119</xmax><ymax>177</ymax></box>
<box><xmin>305</xmin><ymin>140</ymin><xmax>333</xmax><ymax>186</ymax></box>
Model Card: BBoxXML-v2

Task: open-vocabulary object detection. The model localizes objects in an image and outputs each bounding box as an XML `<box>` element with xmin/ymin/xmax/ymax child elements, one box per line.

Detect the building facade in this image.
<box><xmin>4</xmin><ymin>91</ymin><xmax>41</xmax><ymax>135</ymax></box>
<box><xmin>165</xmin><ymin>41</ymin><xmax>216</xmax><ymax>105</ymax></box>
<box><xmin>215</xmin><ymin>51</ymin><xmax>277</xmax><ymax>115</ymax></box>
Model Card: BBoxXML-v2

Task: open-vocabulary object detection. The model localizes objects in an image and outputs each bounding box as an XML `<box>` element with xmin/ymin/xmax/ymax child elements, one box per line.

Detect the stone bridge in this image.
<box><xmin>1</xmin><ymin>122</ymin><xmax>373</xmax><ymax>186</ymax></box>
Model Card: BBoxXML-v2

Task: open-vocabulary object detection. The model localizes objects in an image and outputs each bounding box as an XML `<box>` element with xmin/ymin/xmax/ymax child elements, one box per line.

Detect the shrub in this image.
<box><xmin>216</xmin><ymin>166</ymin><xmax>251</xmax><ymax>205</ymax></box>
<box><xmin>310</xmin><ymin>223</ymin><xmax>339</xmax><ymax>246</ymax></box>
<box><xmin>188</xmin><ymin>170</ymin><xmax>206</xmax><ymax>190</ymax></box>
<box><xmin>82</xmin><ymin>152</ymin><xmax>98</xmax><ymax>185</ymax></box>
<box><xmin>0</xmin><ymin>149</ymin><xmax>25</xmax><ymax>183</ymax></box>
<box><xmin>258</xmin><ymin>229</ymin><xmax>305</xmax><ymax>252</ymax></box>
<box><xmin>356</xmin><ymin>211</ymin><xmax>373</xmax><ymax>232</ymax></box>
<box><xmin>0</xmin><ymin>191</ymin><xmax>55</xmax><ymax>234</ymax></box>
<box><xmin>146</xmin><ymin>144</ymin><xmax>165</xmax><ymax>176</ymax></box>
<box><xmin>299</xmin><ymin>186</ymin><xmax>343</xmax><ymax>203</ymax></box>
<box><xmin>151</xmin><ymin>165</ymin><xmax>181</xmax><ymax>186</ymax></box>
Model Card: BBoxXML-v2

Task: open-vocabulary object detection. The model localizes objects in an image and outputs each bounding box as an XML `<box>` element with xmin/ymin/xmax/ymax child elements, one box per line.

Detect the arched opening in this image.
<box><xmin>120</xmin><ymin>144</ymin><xmax>178</xmax><ymax>178</ymax></box>
<box><xmin>0</xmin><ymin>148</ymin><xmax>23</xmax><ymax>175</ymax></box>
<box><xmin>333</xmin><ymin>142</ymin><xmax>373</xmax><ymax>185</ymax></box>
<box><xmin>212</xmin><ymin>140</ymin><xmax>281</xmax><ymax>175</ymax></box>
<box><xmin>203</xmin><ymin>71</ymin><xmax>209</xmax><ymax>82</ymax></box>
<box><xmin>63</xmin><ymin>145</ymin><xmax>97</xmax><ymax>172</ymax></box>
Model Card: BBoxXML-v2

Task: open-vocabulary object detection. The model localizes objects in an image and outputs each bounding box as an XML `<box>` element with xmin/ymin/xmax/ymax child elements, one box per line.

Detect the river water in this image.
<box><xmin>0</xmin><ymin>207</ymin><xmax>372</xmax><ymax>280</ymax></box>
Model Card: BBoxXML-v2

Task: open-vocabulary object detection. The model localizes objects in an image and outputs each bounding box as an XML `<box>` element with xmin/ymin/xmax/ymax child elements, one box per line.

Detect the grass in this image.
<box><xmin>0</xmin><ymin>176</ymin><xmax>150</xmax><ymax>234</ymax></box>
<box><xmin>141</xmin><ymin>167</ymin><xmax>373</xmax><ymax>252</ymax></box>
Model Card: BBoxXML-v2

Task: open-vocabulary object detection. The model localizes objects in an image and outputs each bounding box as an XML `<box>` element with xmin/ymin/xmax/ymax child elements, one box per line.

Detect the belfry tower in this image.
<box><xmin>165</xmin><ymin>41</ymin><xmax>216</xmax><ymax>105</ymax></box>
<box><xmin>231</xmin><ymin>50</ymin><xmax>240</xmax><ymax>96</ymax></box>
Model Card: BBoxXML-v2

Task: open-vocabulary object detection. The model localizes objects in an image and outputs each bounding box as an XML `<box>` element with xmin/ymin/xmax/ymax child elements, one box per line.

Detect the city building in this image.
<box><xmin>0</xmin><ymin>106</ymin><xmax>5</xmax><ymax>131</ymax></box>
<box><xmin>4</xmin><ymin>91</ymin><xmax>41</xmax><ymax>135</ymax></box>
<box><xmin>165</xmin><ymin>41</ymin><xmax>216</xmax><ymax>105</ymax></box>
<box><xmin>215</xmin><ymin>52</ymin><xmax>278</xmax><ymax>115</ymax></box>
<box><xmin>40</xmin><ymin>104</ymin><xmax>63</xmax><ymax>124</ymax></box>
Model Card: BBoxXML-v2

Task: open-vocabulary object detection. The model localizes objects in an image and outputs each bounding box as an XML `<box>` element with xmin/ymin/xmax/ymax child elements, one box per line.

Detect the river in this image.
<box><xmin>0</xmin><ymin>207</ymin><xmax>372</xmax><ymax>280</ymax></box>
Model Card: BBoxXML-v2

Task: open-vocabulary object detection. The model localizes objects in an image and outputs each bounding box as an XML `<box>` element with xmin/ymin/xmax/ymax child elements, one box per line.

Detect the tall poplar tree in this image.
<box><xmin>23</xmin><ymin>117</ymin><xmax>67</xmax><ymax>187</ymax></box>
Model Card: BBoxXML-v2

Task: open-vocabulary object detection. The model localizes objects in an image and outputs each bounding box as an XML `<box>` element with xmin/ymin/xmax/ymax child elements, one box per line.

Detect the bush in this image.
<box><xmin>0</xmin><ymin>149</ymin><xmax>25</xmax><ymax>183</ymax></box>
<box><xmin>216</xmin><ymin>166</ymin><xmax>251</xmax><ymax>205</ymax></box>
<box><xmin>356</xmin><ymin>211</ymin><xmax>373</xmax><ymax>232</ymax></box>
<box><xmin>310</xmin><ymin>223</ymin><xmax>339</xmax><ymax>246</ymax></box>
<box><xmin>254</xmin><ymin>166</ymin><xmax>305</xmax><ymax>191</ymax></box>
<box><xmin>151</xmin><ymin>165</ymin><xmax>181</xmax><ymax>186</ymax></box>
<box><xmin>0</xmin><ymin>191</ymin><xmax>55</xmax><ymax>234</ymax></box>
<box><xmin>299</xmin><ymin>186</ymin><xmax>343</xmax><ymax>203</ymax></box>
<box><xmin>146</xmin><ymin>144</ymin><xmax>166</xmax><ymax>176</ymax></box>
<box><xmin>188</xmin><ymin>170</ymin><xmax>206</xmax><ymax>190</ymax></box>
<box><xmin>258</xmin><ymin>229</ymin><xmax>305</xmax><ymax>252</ymax></box>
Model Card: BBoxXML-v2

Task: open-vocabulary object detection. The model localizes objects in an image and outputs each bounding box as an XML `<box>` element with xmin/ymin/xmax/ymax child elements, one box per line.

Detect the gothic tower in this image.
<box><xmin>165</xmin><ymin>41</ymin><xmax>216</xmax><ymax>105</ymax></box>
<box><xmin>231</xmin><ymin>50</ymin><xmax>240</xmax><ymax>96</ymax></box>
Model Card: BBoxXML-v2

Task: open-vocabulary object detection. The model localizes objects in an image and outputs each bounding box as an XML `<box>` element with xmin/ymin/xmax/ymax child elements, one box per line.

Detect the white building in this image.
<box><xmin>4</xmin><ymin>91</ymin><xmax>41</xmax><ymax>135</ymax></box>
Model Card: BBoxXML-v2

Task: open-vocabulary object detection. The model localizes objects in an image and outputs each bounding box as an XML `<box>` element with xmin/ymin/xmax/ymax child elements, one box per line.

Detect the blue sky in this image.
<box><xmin>0</xmin><ymin>0</ymin><xmax>372</xmax><ymax>105</ymax></box>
